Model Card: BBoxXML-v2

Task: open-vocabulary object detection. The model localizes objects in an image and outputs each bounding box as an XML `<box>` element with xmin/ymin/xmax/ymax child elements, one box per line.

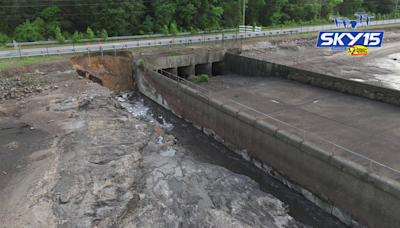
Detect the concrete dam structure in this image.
<box><xmin>133</xmin><ymin>50</ymin><xmax>400</xmax><ymax>228</ymax></box>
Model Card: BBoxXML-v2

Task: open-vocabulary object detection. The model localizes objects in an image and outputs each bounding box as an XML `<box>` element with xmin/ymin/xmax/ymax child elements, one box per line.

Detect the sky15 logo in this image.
<box><xmin>316</xmin><ymin>13</ymin><xmax>384</xmax><ymax>55</ymax></box>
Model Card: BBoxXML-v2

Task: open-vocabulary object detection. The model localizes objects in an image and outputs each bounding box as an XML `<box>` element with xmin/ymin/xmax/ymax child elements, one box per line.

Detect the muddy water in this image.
<box><xmin>120</xmin><ymin>92</ymin><xmax>348</xmax><ymax>228</ymax></box>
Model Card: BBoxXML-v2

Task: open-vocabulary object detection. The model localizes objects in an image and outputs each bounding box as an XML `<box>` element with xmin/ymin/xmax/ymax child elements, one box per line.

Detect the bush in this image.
<box><xmin>100</xmin><ymin>29</ymin><xmax>108</xmax><ymax>41</ymax></box>
<box><xmin>72</xmin><ymin>31</ymin><xmax>84</xmax><ymax>43</ymax></box>
<box><xmin>54</xmin><ymin>26</ymin><xmax>65</xmax><ymax>44</ymax></box>
<box><xmin>170</xmin><ymin>22</ymin><xmax>178</xmax><ymax>35</ymax></box>
<box><xmin>162</xmin><ymin>25</ymin><xmax>169</xmax><ymax>36</ymax></box>
<box><xmin>197</xmin><ymin>74</ymin><xmax>209</xmax><ymax>83</ymax></box>
<box><xmin>14</xmin><ymin>18</ymin><xmax>45</xmax><ymax>42</ymax></box>
<box><xmin>139</xmin><ymin>59</ymin><xmax>145</xmax><ymax>66</ymax></box>
<box><xmin>0</xmin><ymin>32</ymin><xmax>11</xmax><ymax>45</ymax></box>
<box><xmin>86</xmin><ymin>27</ymin><xmax>95</xmax><ymax>40</ymax></box>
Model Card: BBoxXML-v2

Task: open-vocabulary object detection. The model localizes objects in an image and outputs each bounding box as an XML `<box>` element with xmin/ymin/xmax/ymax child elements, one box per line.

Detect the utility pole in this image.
<box><xmin>243</xmin><ymin>0</ymin><xmax>245</xmax><ymax>26</ymax></box>
<box><xmin>395</xmin><ymin>0</ymin><xmax>399</xmax><ymax>18</ymax></box>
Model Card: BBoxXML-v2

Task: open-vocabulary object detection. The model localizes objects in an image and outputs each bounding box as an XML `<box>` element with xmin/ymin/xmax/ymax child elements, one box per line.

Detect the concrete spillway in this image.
<box><xmin>136</xmin><ymin>51</ymin><xmax>400</xmax><ymax>228</ymax></box>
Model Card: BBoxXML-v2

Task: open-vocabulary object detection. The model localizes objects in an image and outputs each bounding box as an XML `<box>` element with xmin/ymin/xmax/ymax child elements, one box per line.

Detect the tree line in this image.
<box><xmin>0</xmin><ymin>0</ymin><xmax>399</xmax><ymax>44</ymax></box>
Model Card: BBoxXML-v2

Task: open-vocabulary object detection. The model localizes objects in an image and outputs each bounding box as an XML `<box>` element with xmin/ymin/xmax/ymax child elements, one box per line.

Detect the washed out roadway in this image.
<box><xmin>201</xmin><ymin>75</ymin><xmax>400</xmax><ymax>181</ymax></box>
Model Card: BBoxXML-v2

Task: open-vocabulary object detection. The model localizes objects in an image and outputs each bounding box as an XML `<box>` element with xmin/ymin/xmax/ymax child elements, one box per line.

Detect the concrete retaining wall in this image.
<box><xmin>137</xmin><ymin>66</ymin><xmax>400</xmax><ymax>228</ymax></box>
<box><xmin>226</xmin><ymin>53</ymin><xmax>400</xmax><ymax>106</ymax></box>
<box><xmin>146</xmin><ymin>51</ymin><xmax>225</xmax><ymax>70</ymax></box>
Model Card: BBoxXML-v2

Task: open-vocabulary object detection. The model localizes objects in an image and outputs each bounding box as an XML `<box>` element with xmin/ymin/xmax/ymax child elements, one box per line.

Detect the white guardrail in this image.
<box><xmin>1</xmin><ymin>18</ymin><xmax>400</xmax><ymax>60</ymax></box>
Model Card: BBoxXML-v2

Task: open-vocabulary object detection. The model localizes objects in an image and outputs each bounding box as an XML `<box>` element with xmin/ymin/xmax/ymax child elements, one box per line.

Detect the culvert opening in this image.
<box><xmin>159</xmin><ymin>67</ymin><xmax>177</xmax><ymax>77</ymax></box>
<box><xmin>195</xmin><ymin>63</ymin><xmax>211</xmax><ymax>76</ymax></box>
<box><xmin>177</xmin><ymin>66</ymin><xmax>193</xmax><ymax>78</ymax></box>
<box><xmin>212</xmin><ymin>61</ymin><xmax>225</xmax><ymax>76</ymax></box>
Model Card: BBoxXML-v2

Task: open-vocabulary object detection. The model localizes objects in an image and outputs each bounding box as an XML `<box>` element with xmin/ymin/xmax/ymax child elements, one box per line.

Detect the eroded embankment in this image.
<box><xmin>70</xmin><ymin>52</ymin><xmax>135</xmax><ymax>93</ymax></box>
<box><xmin>0</xmin><ymin>55</ymin><xmax>307</xmax><ymax>228</ymax></box>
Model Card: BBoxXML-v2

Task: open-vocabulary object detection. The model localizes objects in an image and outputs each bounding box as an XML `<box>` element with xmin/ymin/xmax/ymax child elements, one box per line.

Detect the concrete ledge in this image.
<box><xmin>237</xmin><ymin>111</ymin><xmax>256</xmax><ymax>126</ymax></box>
<box><xmin>300</xmin><ymin>141</ymin><xmax>332</xmax><ymax>163</ymax></box>
<box><xmin>330</xmin><ymin>155</ymin><xmax>370</xmax><ymax>180</ymax></box>
<box><xmin>254</xmin><ymin>120</ymin><xmax>278</xmax><ymax>135</ymax></box>
<box><xmin>275</xmin><ymin>129</ymin><xmax>303</xmax><ymax>148</ymax></box>
<box><xmin>221</xmin><ymin>104</ymin><xmax>239</xmax><ymax>118</ymax></box>
<box><xmin>182</xmin><ymin>85</ymin><xmax>198</xmax><ymax>97</ymax></box>
<box><xmin>369</xmin><ymin>173</ymin><xmax>400</xmax><ymax>199</ymax></box>
<box><xmin>196</xmin><ymin>92</ymin><xmax>209</xmax><ymax>103</ymax></box>
<box><xmin>208</xmin><ymin>98</ymin><xmax>224</xmax><ymax>109</ymax></box>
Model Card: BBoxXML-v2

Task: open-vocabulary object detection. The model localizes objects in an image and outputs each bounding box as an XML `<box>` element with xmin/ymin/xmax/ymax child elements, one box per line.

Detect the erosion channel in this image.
<box><xmin>0</xmin><ymin>52</ymin><xmax>348</xmax><ymax>228</ymax></box>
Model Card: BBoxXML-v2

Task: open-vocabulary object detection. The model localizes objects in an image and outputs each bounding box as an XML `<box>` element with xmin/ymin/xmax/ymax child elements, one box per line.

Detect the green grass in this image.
<box><xmin>0</xmin><ymin>54</ymin><xmax>74</xmax><ymax>71</ymax></box>
<box><xmin>197</xmin><ymin>74</ymin><xmax>209</xmax><ymax>83</ymax></box>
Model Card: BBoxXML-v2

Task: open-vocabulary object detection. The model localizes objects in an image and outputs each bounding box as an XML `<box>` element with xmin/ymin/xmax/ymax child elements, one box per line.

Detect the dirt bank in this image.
<box><xmin>70</xmin><ymin>52</ymin><xmax>135</xmax><ymax>94</ymax></box>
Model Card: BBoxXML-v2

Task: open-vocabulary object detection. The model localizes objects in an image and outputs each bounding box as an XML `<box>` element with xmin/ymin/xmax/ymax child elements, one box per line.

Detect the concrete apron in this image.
<box><xmin>136</xmin><ymin>65</ymin><xmax>400</xmax><ymax>228</ymax></box>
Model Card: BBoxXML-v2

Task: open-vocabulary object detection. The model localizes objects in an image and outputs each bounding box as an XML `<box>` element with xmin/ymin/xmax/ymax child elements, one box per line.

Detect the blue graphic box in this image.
<box><xmin>316</xmin><ymin>31</ymin><xmax>384</xmax><ymax>48</ymax></box>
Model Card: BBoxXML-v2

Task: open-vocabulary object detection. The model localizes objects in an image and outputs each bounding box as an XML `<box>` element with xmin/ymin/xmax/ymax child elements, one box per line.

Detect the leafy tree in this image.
<box><xmin>54</xmin><ymin>26</ymin><xmax>65</xmax><ymax>43</ymax></box>
<box><xmin>162</xmin><ymin>25</ymin><xmax>169</xmax><ymax>36</ymax></box>
<box><xmin>140</xmin><ymin>15</ymin><xmax>155</xmax><ymax>35</ymax></box>
<box><xmin>41</xmin><ymin>6</ymin><xmax>63</xmax><ymax>39</ymax></box>
<box><xmin>86</xmin><ymin>27</ymin><xmax>95</xmax><ymax>40</ymax></box>
<box><xmin>100</xmin><ymin>29</ymin><xmax>108</xmax><ymax>41</ymax></box>
<box><xmin>14</xmin><ymin>18</ymin><xmax>45</xmax><ymax>42</ymax></box>
<box><xmin>169</xmin><ymin>22</ymin><xmax>178</xmax><ymax>35</ymax></box>
<box><xmin>0</xmin><ymin>32</ymin><xmax>11</xmax><ymax>45</ymax></box>
<box><xmin>72</xmin><ymin>31</ymin><xmax>84</xmax><ymax>43</ymax></box>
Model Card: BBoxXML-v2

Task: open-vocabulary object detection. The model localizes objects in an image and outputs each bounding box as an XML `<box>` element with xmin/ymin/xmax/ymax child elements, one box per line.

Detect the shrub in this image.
<box><xmin>86</xmin><ymin>27</ymin><xmax>95</xmax><ymax>40</ymax></box>
<box><xmin>14</xmin><ymin>18</ymin><xmax>45</xmax><ymax>42</ymax></box>
<box><xmin>197</xmin><ymin>74</ymin><xmax>209</xmax><ymax>83</ymax></box>
<box><xmin>100</xmin><ymin>29</ymin><xmax>108</xmax><ymax>41</ymax></box>
<box><xmin>72</xmin><ymin>31</ymin><xmax>84</xmax><ymax>43</ymax></box>
<box><xmin>0</xmin><ymin>32</ymin><xmax>11</xmax><ymax>45</ymax></box>
<box><xmin>54</xmin><ymin>26</ymin><xmax>65</xmax><ymax>44</ymax></box>
<box><xmin>139</xmin><ymin>59</ymin><xmax>145</xmax><ymax>66</ymax></box>
<box><xmin>162</xmin><ymin>25</ymin><xmax>169</xmax><ymax>36</ymax></box>
<box><xmin>169</xmin><ymin>22</ymin><xmax>178</xmax><ymax>35</ymax></box>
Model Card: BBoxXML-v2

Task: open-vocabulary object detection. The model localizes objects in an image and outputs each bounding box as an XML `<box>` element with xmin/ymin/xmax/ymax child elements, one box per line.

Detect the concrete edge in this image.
<box><xmin>220</xmin><ymin>104</ymin><xmax>239</xmax><ymax>118</ymax></box>
<box><xmin>275</xmin><ymin>129</ymin><xmax>303</xmax><ymax>148</ymax></box>
<box><xmin>254</xmin><ymin>119</ymin><xmax>278</xmax><ymax>135</ymax></box>
<box><xmin>208</xmin><ymin>98</ymin><xmax>224</xmax><ymax>109</ymax></box>
<box><xmin>237</xmin><ymin>111</ymin><xmax>256</xmax><ymax>126</ymax></box>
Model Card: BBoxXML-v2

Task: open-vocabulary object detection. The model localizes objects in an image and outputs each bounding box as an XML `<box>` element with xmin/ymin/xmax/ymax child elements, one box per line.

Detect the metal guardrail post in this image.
<box><xmin>88</xmin><ymin>48</ymin><xmax>90</xmax><ymax>60</ymax></box>
<box><xmin>114</xmin><ymin>46</ymin><xmax>116</xmax><ymax>57</ymax></box>
<box><xmin>58</xmin><ymin>50</ymin><xmax>60</xmax><ymax>56</ymax></box>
